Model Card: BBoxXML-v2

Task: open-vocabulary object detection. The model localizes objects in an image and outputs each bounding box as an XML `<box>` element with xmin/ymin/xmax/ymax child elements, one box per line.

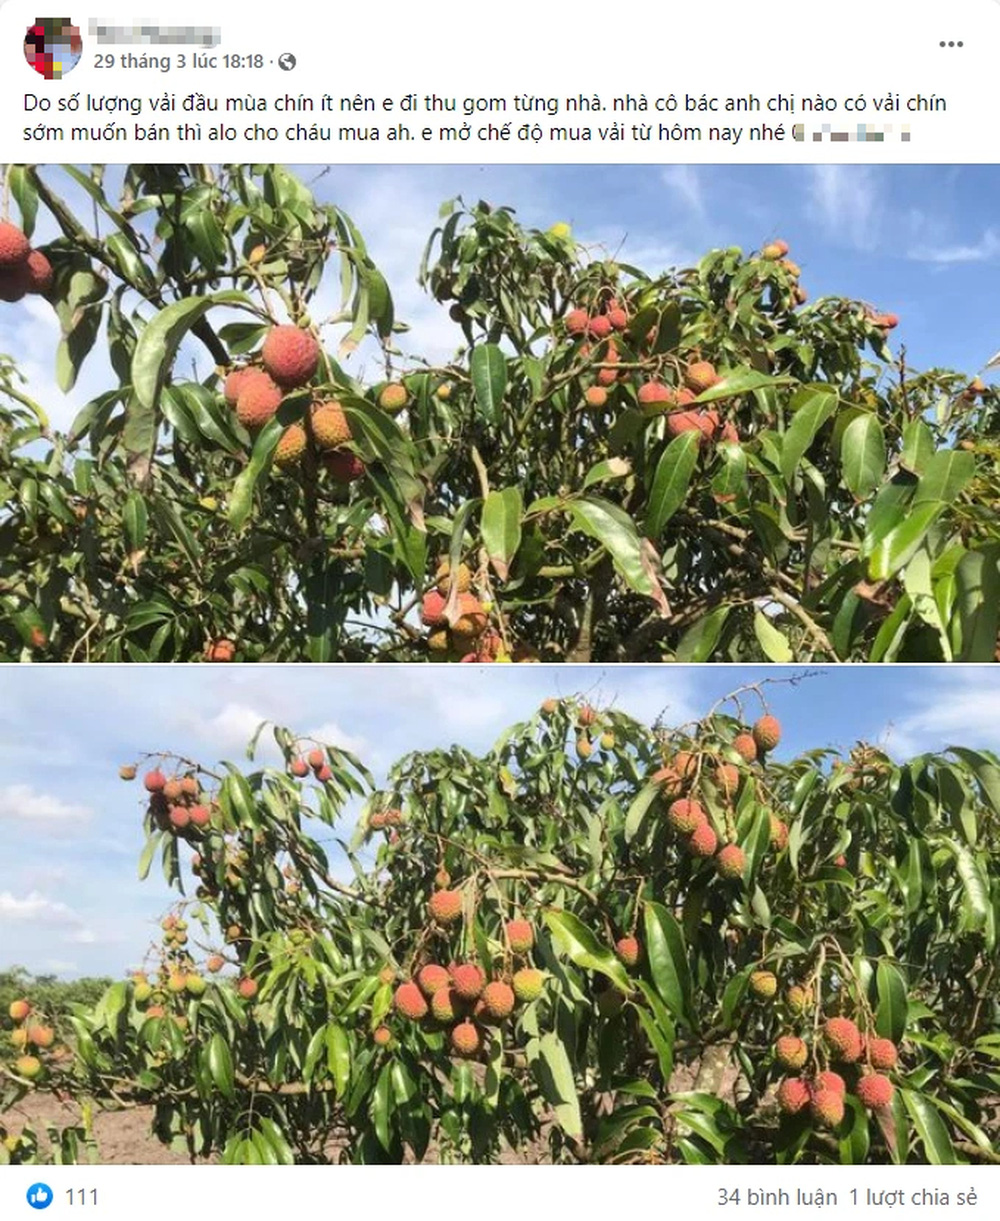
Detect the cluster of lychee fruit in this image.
<box><xmin>759</xmin><ymin>238</ymin><xmax>808</xmax><ymax>307</ymax></box>
<box><xmin>138</xmin><ymin>765</ymin><xmax>216</xmax><ymax>837</ymax></box>
<box><xmin>652</xmin><ymin>715</ymin><xmax>784</xmax><ymax>877</ymax></box>
<box><xmin>5</xmin><ymin>999</ymin><xmax>58</xmax><ymax>1084</ymax></box>
<box><xmin>286</xmin><ymin>746</ymin><xmax>334</xmax><ymax>784</ymax></box>
<box><xmin>420</xmin><ymin>559</ymin><xmax>499</xmax><ymax>662</ymax></box>
<box><xmin>774</xmin><ymin>1015</ymin><xmax>898</xmax><ymax>1126</ymax></box>
<box><xmin>0</xmin><ymin>221</ymin><xmax>52</xmax><ymax>303</ymax></box>
<box><xmin>223</xmin><ymin>323</ymin><xmax>386</xmax><ymax>484</ymax></box>
<box><xmin>387</xmin><ymin>913</ymin><xmax>543</xmax><ymax>1058</ymax></box>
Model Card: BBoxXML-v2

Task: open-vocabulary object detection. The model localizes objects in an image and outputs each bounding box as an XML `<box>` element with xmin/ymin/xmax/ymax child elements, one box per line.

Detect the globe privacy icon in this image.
<box><xmin>26</xmin><ymin>1184</ymin><xmax>53</xmax><ymax>1210</ymax></box>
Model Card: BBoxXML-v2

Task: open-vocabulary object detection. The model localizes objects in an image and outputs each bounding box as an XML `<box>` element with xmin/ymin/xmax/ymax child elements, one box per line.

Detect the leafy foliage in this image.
<box><xmin>3</xmin><ymin>692</ymin><xmax>998</xmax><ymax>1164</ymax></box>
<box><xmin>1</xmin><ymin>164</ymin><xmax>998</xmax><ymax>661</ymax></box>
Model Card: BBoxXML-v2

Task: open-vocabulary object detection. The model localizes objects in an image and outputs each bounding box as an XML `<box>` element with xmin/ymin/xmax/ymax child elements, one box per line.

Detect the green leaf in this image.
<box><xmin>624</xmin><ymin>783</ymin><xmax>661</xmax><ymax>843</ymax></box>
<box><xmin>780</xmin><ymin>387</ymin><xmax>838</xmax><ymax>483</ymax></box>
<box><xmin>326</xmin><ymin>1024</ymin><xmax>351</xmax><ymax>1097</ymax></box>
<box><xmin>867</xmin><ymin>501</ymin><xmax>944</xmax><ymax>581</ymax></box>
<box><xmin>900</xmin><ymin>1089</ymin><xmax>957</xmax><ymax>1164</ymax></box>
<box><xmin>122</xmin><ymin>490</ymin><xmax>148</xmax><ymax>552</ymax></box>
<box><xmin>951</xmin><ymin>841</ymin><xmax>989</xmax><ymax>930</ymax></box>
<box><xmin>955</xmin><ymin>547</ymin><xmax>1000</xmax><ymax>662</ymax></box>
<box><xmin>469</xmin><ymin>343</ymin><xmax>507</xmax><ymax>426</ymax></box>
<box><xmin>693</xmin><ymin>368</ymin><xmax>789</xmax><ymax>403</ymax></box>
<box><xmin>537</xmin><ymin>1032</ymin><xmax>582</xmax><ymax>1137</ymax></box>
<box><xmin>840</xmin><ymin>413</ymin><xmax>885</xmax><ymax>499</ymax></box>
<box><xmin>875</xmin><ymin>962</ymin><xmax>908</xmax><ymax>1043</ymax></box>
<box><xmin>7</xmin><ymin>166</ymin><xmax>38</xmax><ymax>239</ymax></box>
<box><xmin>645</xmin><ymin>430</ymin><xmax>700</xmax><ymax>537</ymax></box>
<box><xmin>227</xmin><ymin>417</ymin><xmax>283</xmax><ymax>531</ymax></box>
<box><xmin>900</xmin><ymin>419</ymin><xmax>934</xmax><ymax>474</ymax></box>
<box><xmin>567</xmin><ymin>497</ymin><xmax>656</xmax><ymax>598</ymax></box>
<box><xmin>642</xmin><ymin>901</ymin><xmax>693</xmax><ymax>1026</ymax></box>
<box><xmin>753</xmin><ymin>610</ymin><xmax>793</xmax><ymax>662</ymax></box>
<box><xmin>675</xmin><ymin>604</ymin><xmax>730</xmax><ymax>662</ymax></box>
<box><xmin>481</xmin><ymin>487</ymin><xmax>522</xmax><ymax>581</ymax></box>
<box><xmin>912</xmin><ymin>450</ymin><xmax>974</xmax><ymax>507</ymax></box>
<box><xmin>543</xmin><ymin>909</ymin><xmax>631</xmax><ymax>992</ymax></box>
<box><xmin>207</xmin><ymin>1033</ymin><xmax>235</xmax><ymax>1098</ymax></box>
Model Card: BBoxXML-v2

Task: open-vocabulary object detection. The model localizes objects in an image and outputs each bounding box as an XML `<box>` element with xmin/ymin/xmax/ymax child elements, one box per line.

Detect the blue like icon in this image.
<box><xmin>26</xmin><ymin>1184</ymin><xmax>53</xmax><ymax>1210</ymax></box>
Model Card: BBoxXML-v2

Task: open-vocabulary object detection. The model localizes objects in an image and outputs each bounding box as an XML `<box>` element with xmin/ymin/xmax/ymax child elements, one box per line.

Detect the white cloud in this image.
<box><xmin>807</xmin><ymin>166</ymin><xmax>881</xmax><ymax>251</ymax></box>
<box><xmin>0</xmin><ymin>784</ymin><xmax>91</xmax><ymax>830</ymax></box>
<box><xmin>908</xmin><ymin>228</ymin><xmax>1000</xmax><ymax>266</ymax></box>
<box><xmin>0</xmin><ymin>890</ymin><xmax>81</xmax><ymax>926</ymax></box>
<box><xmin>883</xmin><ymin>671</ymin><xmax>1000</xmax><ymax>759</ymax></box>
<box><xmin>305</xmin><ymin>721</ymin><xmax>368</xmax><ymax>757</ymax></box>
<box><xmin>661</xmin><ymin>166</ymin><xmax>706</xmax><ymax>218</ymax></box>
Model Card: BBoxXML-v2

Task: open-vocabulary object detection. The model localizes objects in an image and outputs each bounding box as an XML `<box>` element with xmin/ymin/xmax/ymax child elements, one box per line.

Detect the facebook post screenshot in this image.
<box><xmin>0</xmin><ymin>0</ymin><xmax>999</xmax><ymax>1209</ymax></box>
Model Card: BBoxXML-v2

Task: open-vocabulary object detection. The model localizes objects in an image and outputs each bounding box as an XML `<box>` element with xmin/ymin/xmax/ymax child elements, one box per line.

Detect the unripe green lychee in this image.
<box><xmin>431</xmin><ymin>987</ymin><xmax>459</xmax><ymax>1022</ymax></box>
<box><xmin>856</xmin><ymin>1073</ymin><xmax>895</xmax><ymax>1110</ymax></box>
<box><xmin>810</xmin><ymin>1088</ymin><xmax>845</xmax><ymax>1127</ymax></box>
<box><xmin>753</xmin><ymin>715</ymin><xmax>782</xmax><ymax>752</ymax></box>
<box><xmin>785</xmin><ymin>985</ymin><xmax>812</xmax><ymax>1014</ymax></box>
<box><xmin>185</xmin><ymin>974</ymin><xmax>206</xmax><ymax>997</ymax></box>
<box><xmin>750</xmin><ymin>970</ymin><xmax>778</xmax><ymax>1000</ymax></box>
<box><xmin>866</xmin><ymin>1037</ymin><xmax>898</xmax><ymax>1071</ymax></box>
<box><xmin>311</xmin><ymin>401</ymin><xmax>351</xmax><ymax>450</ymax></box>
<box><xmin>14</xmin><ymin>1054</ymin><xmax>42</xmax><ymax>1080</ymax></box>
<box><xmin>417</xmin><ymin>964</ymin><xmax>451</xmax><ymax>997</ymax></box>
<box><xmin>378</xmin><ymin>383</ymin><xmax>408</xmax><ymax>413</ymax></box>
<box><xmin>505</xmin><ymin>920</ymin><xmax>534</xmax><ymax>954</ymax></box>
<box><xmin>261</xmin><ymin>325</ymin><xmax>320</xmax><ymax>388</ymax></box>
<box><xmin>429</xmin><ymin>889</ymin><xmax>463</xmax><ymax>925</ymax></box>
<box><xmin>481</xmin><ymin>981</ymin><xmax>515</xmax><ymax>1021</ymax></box>
<box><xmin>512</xmin><ymin>967</ymin><xmax>544</xmax><ymax>1002</ymax></box>
<box><xmin>715</xmin><ymin>843</ymin><xmax>747</xmax><ymax>880</ymax></box>
<box><xmin>394</xmin><ymin>981</ymin><xmax>428</xmax><ymax>1020</ymax></box>
<box><xmin>450</xmin><ymin>963</ymin><xmax>486</xmax><ymax>1001</ymax></box>
<box><xmin>451</xmin><ymin>1019</ymin><xmax>480</xmax><ymax>1056</ymax></box>
<box><xmin>615</xmin><ymin>936</ymin><xmax>640</xmax><ymax>968</ymax></box>
<box><xmin>667</xmin><ymin>798</ymin><xmax>706</xmax><ymax>835</ymax></box>
<box><xmin>775</xmin><ymin>1035</ymin><xmax>808</xmax><ymax>1070</ymax></box>
<box><xmin>824</xmin><ymin>1017</ymin><xmax>862</xmax><ymax>1063</ymax></box>
<box><xmin>688</xmin><ymin>821</ymin><xmax>719</xmax><ymax>858</ymax></box>
<box><xmin>777</xmin><ymin>1077</ymin><xmax>810</xmax><ymax>1115</ymax></box>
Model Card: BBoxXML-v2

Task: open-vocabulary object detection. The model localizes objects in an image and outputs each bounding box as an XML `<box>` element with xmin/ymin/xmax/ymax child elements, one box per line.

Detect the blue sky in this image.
<box><xmin>1</xmin><ymin>663</ymin><xmax>998</xmax><ymax>980</ymax></box>
<box><xmin>0</xmin><ymin>164</ymin><xmax>997</xmax><ymax>434</ymax></box>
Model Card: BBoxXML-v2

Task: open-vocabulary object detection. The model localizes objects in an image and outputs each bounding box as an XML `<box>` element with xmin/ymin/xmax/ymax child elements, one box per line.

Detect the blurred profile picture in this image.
<box><xmin>24</xmin><ymin>17</ymin><xmax>83</xmax><ymax>79</ymax></box>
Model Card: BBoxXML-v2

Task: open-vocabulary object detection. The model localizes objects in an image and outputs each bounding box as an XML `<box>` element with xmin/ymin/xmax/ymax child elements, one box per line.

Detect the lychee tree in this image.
<box><xmin>3</xmin><ymin>689</ymin><xmax>998</xmax><ymax>1164</ymax></box>
<box><xmin>2</xmin><ymin>163</ymin><xmax>999</xmax><ymax>662</ymax></box>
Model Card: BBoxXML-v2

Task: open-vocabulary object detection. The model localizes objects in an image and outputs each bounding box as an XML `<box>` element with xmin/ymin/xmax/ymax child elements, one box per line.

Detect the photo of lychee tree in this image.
<box><xmin>3</xmin><ymin>690</ymin><xmax>998</xmax><ymax>1163</ymax></box>
<box><xmin>1</xmin><ymin>163</ymin><xmax>998</xmax><ymax>662</ymax></box>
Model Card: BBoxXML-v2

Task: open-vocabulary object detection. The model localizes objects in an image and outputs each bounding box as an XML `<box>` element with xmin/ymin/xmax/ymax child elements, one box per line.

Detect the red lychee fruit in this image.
<box><xmin>688</xmin><ymin>821</ymin><xmax>719</xmax><ymax>858</ymax></box>
<box><xmin>273</xmin><ymin>423</ymin><xmax>307</xmax><ymax>468</ymax></box>
<box><xmin>416</xmin><ymin>964</ymin><xmax>451</xmax><ymax>998</ymax></box>
<box><xmin>719</xmin><ymin>421</ymin><xmax>740</xmax><ymax>444</ymax></box>
<box><xmin>637</xmin><ymin>380</ymin><xmax>675</xmax><ymax>414</ymax></box>
<box><xmin>866</xmin><ymin>1037</ymin><xmax>898</xmax><ymax>1071</ymax></box>
<box><xmin>667</xmin><ymin>798</ymin><xmax>706</xmax><ymax>835</ymax></box>
<box><xmin>564</xmin><ymin>308</ymin><xmax>589</xmax><ymax>335</ymax></box>
<box><xmin>290</xmin><ymin>758</ymin><xmax>309</xmax><ymax>778</ymax></box>
<box><xmin>450</xmin><ymin>963</ymin><xmax>486</xmax><ymax>1001</ymax></box>
<box><xmin>224</xmin><ymin>366</ymin><xmax>254</xmax><ymax>406</ymax></box>
<box><xmin>373</xmin><ymin>1025</ymin><xmax>392</xmax><ymax>1047</ymax></box>
<box><xmin>512</xmin><ymin>967</ymin><xmax>544</xmax><ymax>1002</ymax></box>
<box><xmin>715</xmin><ymin>843</ymin><xmax>747</xmax><ymax>880</ymax></box>
<box><xmin>188</xmin><ymin>805</ymin><xmax>211</xmax><ymax>828</ymax></box>
<box><xmin>378</xmin><ymin>383</ymin><xmax>408</xmax><ymax>413</ymax></box>
<box><xmin>144</xmin><ymin>769</ymin><xmax>167</xmax><ymax>793</ymax></box>
<box><xmin>21</xmin><ymin>249</ymin><xmax>53</xmax><ymax>296</ymax></box>
<box><xmin>777</xmin><ymin>1077</ymin><xmax>810</xmax><ymax>1115</ymax></box>
<box><xmin>307</xmin><ymin>748</ymin><xmax>325</xmax><ymax>770</ymax></box>
<box><xmin>714</xmin><ymin>763</ymin><xmax>741</xmax><ymax>798</ymax></box>
<box><xmin>666</xmin><ymin>410</ymin><xmax>718</xmax><ymax>443</ymax></box>
<box><xmin>206</xmin><ymin>955</ymin><xmax>225</xmax><ymax>974</ymax></box>
<box><xmin>856</xmin><ymin>1073</ymin><xmax>895</xmax><ymax>1110</ymax></box>
<box><xmin>733</xmin><ymin>733</ymin><xmax>758</xmax><ymax>763</ymax></box>
<box><xmin>168</xmin><ymin>806</ymin><xmax>190</xmax><ymax>830</ymax></box>
<box><xmin>812</xmin><ymin>1071</ymin><xmax>845</xmax><ymax>1098</ymax></box>
<box><xmin>393</xmin><ymin>981</ymin><xmax>428</xmax><ymax>1020</ymax></box>
<box><xmin>672</xmin><ymin>750</ymin><xmax>698</xmax><ymax>780</ymax></box>
<box><xmin>205</xmin><ymin>638</ymin><xmax>235</xmax><ymax>663</ymax></box>
<box><xmin>769</xmin><ymin>816</ymin><xmax>789</xmax><ymax>852</ymax></box>
<box><xmin>750</xmin><ymin>970</ymin><xmax>778</xmax><ymax>1000</ymax></box>
<box><xmin>775</xmin><ymin>1035</ymin><xmax>807</xmax><ymax>1070</ymax></box>
<box><xmin>420</xmin><ymin>589</ymin><xmax>448</xmax><ymax>627</ymax></box>
<box><xmin>311</xmin><ymin>401</ymin><xmax>351</xmax><ymax>450</ymax></box>
<box><xmin>615</xmin><ymin>936</ymin><xmax>640</xmax><ymax>968</ymax></box>
<box><xmin>9</xmin><ymin>1000</ymin><xmax>31</xmax><ymax>1023</ymax></box>
<box><xmin>761</xmin><ymin>240</ymin><xmax>789</xmax><ymax>260</ymax></box>
<box><xmin>235</xmin><ymin>370</ymin><xmax>283</xmax><ymax>429</ymax></box>
<box><xmin>481</xmin><ymin>981</ymin><xmax>515</xmax><ymax>1020</ymax></box>
<box><xmin>429</xmin><ymin>889</ymin><xmax>463</xmax><ymax>925</ymax></box>
<box><xmin>261</xmin><ymin>325</ymin><xmax>320</xmax><ymax>388</ymax></box>
<box><xmin>163</xmin><ymin>779</ymin><xmax>183</xmax><ymax>802</ymax></box>
<box><xmin>587</xmin><ymin>315</ymin><xmax>612</xmax><ymax>340</ymax></box>
<box><xmin>752</xmin><ymin>715</ymin><xmax>781</xmax><ymax>752</ymax></box>
<box><xmin>684</xmin><ymin>360</ymin><xmax>720</xmax><ymax>395</ymax></box>
<box><xmin>584</xmin><ymin>385</ymin><xmax>608</xmax><ymax>409</ymax></box>
<box><xmin>505</xmin><ymin>920</ymin><xmax>534</xmax><ymax>954</ymax></box>
<box><xmin>810</xmin><ymin>1088</ymin><xmax>845</xmax><ymax>1127</ymax></box>
<box><xmin>607</xmin><ymin>306</ymin><xmax>628</xmax><ymax>331</ymax></box>
<box><xmin>0</xmin><ymin>222</ymin><xmax>30</xmax><ymax>269</ymax></box>
<box><xmin>237</xmin><ymin>977</ymin><xmax>259</xmax><ymax>1000</ymax></box>
<box><xmin>431</xmin><ymin>987</ymin><xmax>459</xmax><ymax>1022</ymax></box>
<box><xmin>651</xmin><ymin>765</ymin><xmax>683</xmax><ymax>798</ymax></box>
<box><xmin>824</xmin><ymin>1016</ymin><xmax>863</xmax><ymax>1063</ymax></box>
<box><xmin>323</xmin><ymin>449</ymin><xmax>365</xmax><ymax>483</ymax></box>
<box><xmin>451</xmin><ymin>1019</ymin><xmax>480</xmax><ymax>1056</ymax></box>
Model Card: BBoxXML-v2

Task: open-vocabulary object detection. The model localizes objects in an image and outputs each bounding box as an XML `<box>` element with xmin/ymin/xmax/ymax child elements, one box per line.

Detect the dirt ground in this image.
<box><xmin>5</xmin><ymin>1093</ymin><xmax>191</xmax><ymax>1164</ymax></box>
